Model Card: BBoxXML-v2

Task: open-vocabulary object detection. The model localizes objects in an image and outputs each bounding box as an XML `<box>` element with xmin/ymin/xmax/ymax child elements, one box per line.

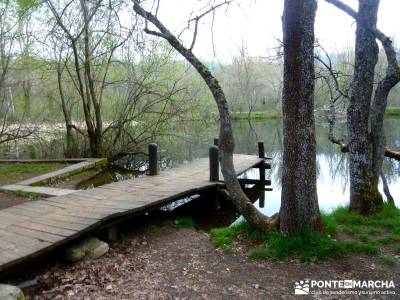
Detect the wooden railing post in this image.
<box><xmin>209</xmin><ymin>145</ymin><xmax>219</xmax><ymax>181</ymax></box>
<box><xmin>258</xmin><ymin>141</ymin><xmax>266</xmax><ymax>208</ymax></box>
<box><xmin>148</xmin><ymin>143</ymin><xmax>158</xmax><ymax>176</ymax></box>
<box><xmin>213</xmin><ymin>138</ymin><xmax>219</xmax><ymax>146</ymax></box>
<box><xmin>258</xmin><ymin>141</ymin><xmax>265</xmax><ymax>159</ymax></box>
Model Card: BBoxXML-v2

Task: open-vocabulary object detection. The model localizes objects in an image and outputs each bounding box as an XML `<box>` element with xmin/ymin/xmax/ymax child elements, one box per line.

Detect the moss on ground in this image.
<box><xmin>2</xmin><ymin>190</ymin><xmax>42</xmax><ymax>200</ymax></box>
<box><xmin>174</xmin><ymin>216</ymin><xmax>195</xmax><ymax>228</ymax></box>
<box><xmin>210</xmin><ymin>203</ymin><xmax>400</xmax><ymax>264</ymax></box>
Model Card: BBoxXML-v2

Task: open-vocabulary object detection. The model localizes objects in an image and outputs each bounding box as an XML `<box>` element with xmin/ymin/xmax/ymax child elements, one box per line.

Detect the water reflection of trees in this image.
<box><xmin>158</xmin><ymin>119</ymin><xmax>399</xmax><ymax>193</ymax></box>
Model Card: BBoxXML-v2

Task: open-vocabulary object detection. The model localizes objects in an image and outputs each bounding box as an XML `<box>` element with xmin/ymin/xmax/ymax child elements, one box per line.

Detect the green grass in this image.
<box><xmin>0</xmin><ymin>163</ymin><xmax>66</xmax><ymax>185</ymax></box>
<box><xmin>2</xmin><ymin>190</ymin><xmax>42</xmax><ymax>200</ymax></box>
<box><xmin>380</xmin><ymin>255</ymin><xmax>397</xmax><ymax>266</ymax></box>
<box><xmin>385</xmin><ymin>106</ymin><xmax>400</xmax><ymax>116</ymax></box>
<box><xmin>210</xmin><ymin>203</ymin><xmax>400</xmax><ymax>262</ymax></box>
<box><xmin>146</xmin><ymin>225</ymin><xmax>161</xmax><ymax>234</ymax></box>
<box><xmin>174</xmin><ymin>217</ymin><xmax>195</xmax><ymax>227</ymax></box>
<box><xmin>231</xmin><ymin>111</ymin><xmax>282</xmax><ymax>120</ymax></box>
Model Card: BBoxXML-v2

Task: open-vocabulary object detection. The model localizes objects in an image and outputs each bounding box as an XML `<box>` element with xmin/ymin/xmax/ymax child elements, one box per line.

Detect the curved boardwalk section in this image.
<box><xmin>0</xmin><ymin>154</ymin><xmax>263</xmax><ymax>276</ymax></box>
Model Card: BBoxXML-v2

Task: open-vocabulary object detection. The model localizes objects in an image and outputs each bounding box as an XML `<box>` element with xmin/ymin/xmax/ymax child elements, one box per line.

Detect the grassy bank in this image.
<box><xmin>385</xmin><ymin>106</ymin><xmax>400</xmax><ymax>116</ymax></box>
<box><xmin>210</xmin><ymin>203</ymin><xmax>400</xmax><ymax>262</ymax></box>
<box><xmin>0</xmin><ymin>163</ymin><xmax>67</xmax><ymax>185</ymax></box>
<box><xmin>231</xmin><ymin>111</ymin><xmax>282</xmax><ymax>120</ymax></box>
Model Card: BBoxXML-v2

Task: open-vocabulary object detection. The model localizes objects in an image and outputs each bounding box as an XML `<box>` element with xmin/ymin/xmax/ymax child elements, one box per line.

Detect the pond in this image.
<box><xmin>1</xmin><ymin>117</ymin><xmax>399</xmax><ymax>216</ymax></box>
<box><xmin>156</xmin><ymin>117</ymin><xmax>400</xmax><ymax>216</ymax></box>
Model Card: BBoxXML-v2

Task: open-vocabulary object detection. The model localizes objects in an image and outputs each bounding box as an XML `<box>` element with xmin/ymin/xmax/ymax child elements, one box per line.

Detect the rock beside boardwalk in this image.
<box><xmin>0</xmin><ymin>284</ymin><xmax>25</xmax><ymax>300</ymax></box>
<box><xmin>64</xmin><ymin>237</ymin><xmax>109</xmax><ymax>262</ymax></box>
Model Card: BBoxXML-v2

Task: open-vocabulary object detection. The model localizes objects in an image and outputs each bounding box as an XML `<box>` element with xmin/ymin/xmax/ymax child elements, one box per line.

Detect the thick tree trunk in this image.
<box><xmin>279</xmin><ymin>0</ymin><xmax>322</xmax><ymax>236</ymax></box>
<box><xmin>347</xmin><ymin>0</ymin><xmax>383</xmax><ymax>214</ymax></box>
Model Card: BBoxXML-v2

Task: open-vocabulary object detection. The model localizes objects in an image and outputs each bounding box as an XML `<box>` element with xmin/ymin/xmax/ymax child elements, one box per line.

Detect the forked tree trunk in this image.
<box><xmin>347</xmin><ymin>0</ymin><xmax>383</xmax><ymax>214</ymax></box>
<box><xmin>279</xmin><ymin>0</ymin><xmax>322</xmax><ymax>235</ymax></box>
<box><xmin>326</xmin><ymin>0</ymin><xmax>400</xmax><ymax>208</ymax></box>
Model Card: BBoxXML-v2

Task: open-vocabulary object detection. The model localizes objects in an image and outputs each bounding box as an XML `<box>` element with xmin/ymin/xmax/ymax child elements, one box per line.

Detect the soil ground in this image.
<box><xmin>9</xmin><ymin>217</ymin><xmax>399</xmax><ymax>300</ymax></box>
<box><xmin>0</xmin><ymin>191</ymin><xmax>31</xmax><ymax>209</ymax></box>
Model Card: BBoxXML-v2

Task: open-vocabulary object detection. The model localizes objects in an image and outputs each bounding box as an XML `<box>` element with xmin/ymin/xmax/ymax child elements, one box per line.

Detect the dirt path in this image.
<box><xmin>19</xmin><ymin>223</ymin><xmax>399</xmax><ymax>299</ymax></box>
<box><xmin>0</xmin><ymin>192</ymin><xmax>31</xmax><ymax>209</ymax></box>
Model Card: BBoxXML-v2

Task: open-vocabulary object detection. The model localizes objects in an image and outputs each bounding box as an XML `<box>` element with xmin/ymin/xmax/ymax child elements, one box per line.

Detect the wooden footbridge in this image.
<box><xmin>0</xmin><ymin>142</ymin><xmax>270</xmax><ymax>277</ymax></box>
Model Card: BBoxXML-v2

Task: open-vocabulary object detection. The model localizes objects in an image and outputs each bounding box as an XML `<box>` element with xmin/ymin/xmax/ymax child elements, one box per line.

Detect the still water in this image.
<box><xmin>158</xmin><ymin>118</ymin><xmax>400</xmax><ymax>216</ymax></box>
<box><xmin>1</xmin><ymin>118</ymin><xmax>399</xmax><ymax>216</ymax></box>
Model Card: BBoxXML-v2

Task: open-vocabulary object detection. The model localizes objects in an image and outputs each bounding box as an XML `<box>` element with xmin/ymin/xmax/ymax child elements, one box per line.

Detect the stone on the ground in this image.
<box><xmin>0</xmin><ymin>284</ymin><xmax>25</xmax><ymax>300</ymax></box>
<box><xmin>64</xmin><ymin>237</ymin><xmax>109</xmax><ymax>262</ymax></box>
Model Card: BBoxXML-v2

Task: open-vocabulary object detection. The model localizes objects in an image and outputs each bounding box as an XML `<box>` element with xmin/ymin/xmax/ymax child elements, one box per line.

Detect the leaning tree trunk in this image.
<box><xmin>133</xmin><ymin>1</ymin><xmax>277</xmax><ymax>231</ymax></box>
<box><xmin>279</xmin><ymin>0</ymin><xmax>322</xmax><ymax>236</ymax></box>
<box><xmin>347</xmin><ymin>0</ymin><xmax>383</xmax><ymax>214</ymax></box>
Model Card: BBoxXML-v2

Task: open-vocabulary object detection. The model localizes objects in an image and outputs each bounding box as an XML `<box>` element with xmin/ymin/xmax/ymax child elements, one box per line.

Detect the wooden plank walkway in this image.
<box><xmin>0</xmin><ymin>158</ymin><xmax>106</xmax><ymax>197</ymax></box>
<box><xmin>0</xmin><ymin>154</ymin><xmax>263</xmax><ymax>276</ymax></box>
<box><xmin>0</xmin><ymin>185</ymin><xmax>78</xmax><ymax>197</ymax></box>
<box><xmin>17</xmin><ymin>159</ymin><xmax>106</xmax><ymax>185</ymax></box>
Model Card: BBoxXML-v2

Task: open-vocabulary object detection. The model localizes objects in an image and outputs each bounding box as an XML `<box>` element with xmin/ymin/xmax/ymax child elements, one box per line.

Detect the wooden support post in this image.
<box><xmin>148</xmin><ymin>143</ymin><xmax>158</xmax><ymax>176</ymax></box>
<box><xmin>258</xmin><ymin>141</ymin><xmax>265</xmax><ymax>159</ymax></box>
<box><xmin>209</xmin><ymin>145</ymin><xmax>219</xmax><ymax>181</ymax></box>
<box><xmin>258</xmin><ymin>141</ymin><xmax>266</xmax><ymax>208</ymax></box>
<box><xmin>108</xmin><ymin>226</ymin><xmax>118</xmax><ymax>241</ymax></box>
<box><xmin>213</xmin><ymin>138</ymin><xmax>219</xmax><ymax>146</ymax></box>
<box><xmin>213</xmin><ymin>185</ymin><xmax>221</xmax><ymax>210</ymax></box>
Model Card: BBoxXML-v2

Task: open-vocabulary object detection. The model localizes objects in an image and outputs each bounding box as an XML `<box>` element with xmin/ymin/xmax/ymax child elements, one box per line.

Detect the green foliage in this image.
<box><xmin>174</xmin><ymin>217</ymin><xmax>195</xmax><ymax>228</ymax></box>
<box><xmin>0</xmin><ymin>163</ymin><xmax>66</xmax><ymax>185</ymax></box>
<box><xmin>251</xmin><ymin>231</ymin><xmax>347</xmax><ymax>261</ymax></box>
<box><xmin>385</xmin><ymin>107</ymin><xmax>400</xmax><ymax>116</ymax></box>
<box><xmin>16</xmin><ymin>0</ymin><xmax>40</xmax><ymax>18</ymax></box>
<box><xmin>379</xmin><ymin>255</ymin><xmax>397</xmax><ymax>266</ymax></box>
<box><xmin>320</xmin><ymin>213</ymin><xmax>337</xmax><ymax>235</ymax></box>
<box><xmin>210</xmin><ymin>220</ymin><xmax>268</xmax><ymax>248</ymax></box>
<box><xmin>2</xmin><ymin>190</ymin><xmax>41</xmax><ymax>200</ymax></box>
<box><xmin>231</xmin><ymin>111</ymin><xmax>281</xmax><ymax>120</ymax></box>
<box><xmin>211</xmin><ymin>204</ymin><xmax>400</xmax><ymax>262</ymax></box>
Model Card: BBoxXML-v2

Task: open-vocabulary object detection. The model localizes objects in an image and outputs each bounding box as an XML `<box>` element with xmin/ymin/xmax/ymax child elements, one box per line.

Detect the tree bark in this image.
<box><xmin>326</xmin><ymin>0</ymin><xmax>400</xmax><ymax>205</ymax></box>
<box><xmin>279</xmin><ymin>0</ymin><xmax>322</xmax><ymax>236</ymax></box>
<box><xmin>347</xmin><ymin>0</ymin><xmax>383</xmax><ymax>214</ymax></box>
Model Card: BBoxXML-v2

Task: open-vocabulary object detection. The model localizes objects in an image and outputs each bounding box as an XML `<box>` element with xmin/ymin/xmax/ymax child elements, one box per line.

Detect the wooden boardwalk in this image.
<box><xmin>0</xmin><ymin>158</ymin><xmax>105</xmax><ymax>197</ymax></box>
<box><xmin>0</xmin><ymin>154</ymin><xmax>264</xmax><ymax>276</ymax></box>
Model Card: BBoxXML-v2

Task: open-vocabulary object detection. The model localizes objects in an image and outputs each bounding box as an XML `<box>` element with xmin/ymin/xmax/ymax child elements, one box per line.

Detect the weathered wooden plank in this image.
<box><xmin>0</xmin><ymin>230</ymin><xmax>51</xmax><ymax>248</ymax></box>
<box><xmin>5</xmin><ymin>226</ymin><xmax>65</xmax><ymax>243</ymax></box>
<box><xmin>29</xmin><ymin>218</ymin><xmax>88</xmax><ymax>232</ymax></box>
<box><xmin>17</xmin><ymin>222</ymin><xmax>77</xmax><ymax>237</ymax></box>
<box><xmin>0</xmin><ymin>154</ymin><xmax>263</xmax><ymax>277</ymax></box>
<box><xmin>43</xmin><ymin>213</ymin><xmax>97</xmax><ymax>226</ymax></box>
<box><xmin>5</xmin><ymin>206</ymin><xmax>49</xmax><ymax>218</ymax></box>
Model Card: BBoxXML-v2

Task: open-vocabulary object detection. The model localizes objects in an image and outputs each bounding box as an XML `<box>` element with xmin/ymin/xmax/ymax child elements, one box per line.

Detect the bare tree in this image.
<box><xmin>0</xmin><ymin>0</ymin><xmax>35</xmax><ymax>146</ymax></box>
<box><xmin>45</xmin><ymin>0</ymin><xmax>132</xmax><ymax>157</ymax></box>
<box><xmin>132</xmin><ymin>0</ymin><xmax>277</xmax><ymax>231</ymax></box>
